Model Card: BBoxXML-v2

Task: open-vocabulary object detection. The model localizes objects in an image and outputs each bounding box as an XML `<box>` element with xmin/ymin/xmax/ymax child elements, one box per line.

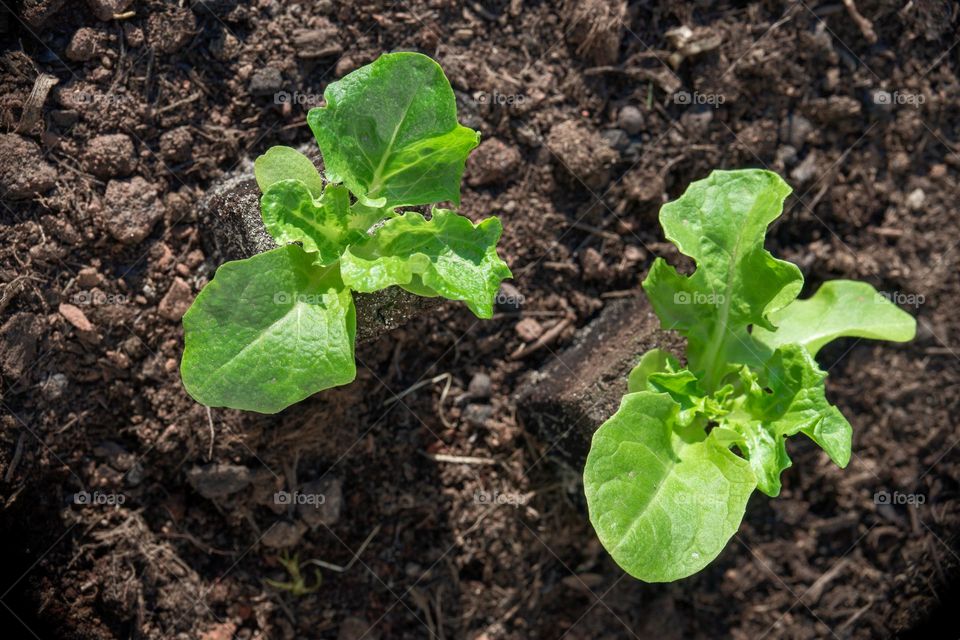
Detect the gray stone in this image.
<box><xmin>297</xmin><ymin>477</ymin><xmax>342</xmax><ymax>528</ymax></box>
<box><xmin>617</xmin><ymin>105</ymin><xmax>644</xmax><ymax>135</ymax></box>
<box><xmin>261</xmin><ymin>520</ymin><xmax>306</xmax><ymax>548</ymax></box>
<box><xmin>186</xmin><ymin>463</ymin><xmax>252</xmax><ymax>499</ymax></box>
<box><xmin>468</xmin><ymin>372</ymin><xmax>492</xmax><ymax>399</ymax></box>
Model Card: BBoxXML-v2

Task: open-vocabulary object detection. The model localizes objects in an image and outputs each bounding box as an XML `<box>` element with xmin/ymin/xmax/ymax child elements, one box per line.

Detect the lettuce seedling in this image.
<box><xmin>181</xmin><ymin>52</ymin><xmax>511</xmax><ymax>413</ymax></box>
<box><xmin>583</xmin><ymin>169</ymin><xmax>916</xmax><ymax>582</ymax></box>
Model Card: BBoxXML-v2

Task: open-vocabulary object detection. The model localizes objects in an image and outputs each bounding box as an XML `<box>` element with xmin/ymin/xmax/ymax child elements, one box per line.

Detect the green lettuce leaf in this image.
<box><xmin>584</xmin><ymin>391</ymin><xmax>756</xmax><ymax>582</ymax></box>
<box><xmin>752</xmin><ymin>280</ymin><xmax>917</xmax><ymax>357</ymax></box>
<box><xmin>627</xmin><ymin>349</ymin><xmax>677</xmax><ymax>393</ymax></box>
<box><xmin>181</xmin><ymin>245</ymin><xmax>356</xmax><ymax>413</ymax></box>
<box><xmin>260</xmin><ymin>181</ymin><xmax>380</xmax><ymax>266</ymax></box>
<box><xmin>339</xmin><ymin>209</ymin><xmax>512</xmax><ymax>319</ymax></box>
<box><xmin>254</xmin><ymin>146</ymin><xmax>325</xmax><ymax>199</ymax></box>
<box><xmin>307</xmin><ymin>52</ymin><xmax>479</xmax><ymax>208</ymax></box>
<box><xmin>642</xmin><ymin>170</ymin><xmax>804</xmax><ymax>390</ymax></box>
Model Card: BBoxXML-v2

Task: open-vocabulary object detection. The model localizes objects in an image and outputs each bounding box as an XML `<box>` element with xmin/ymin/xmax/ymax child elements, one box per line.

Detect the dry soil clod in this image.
<box><xmin>516</xmin><ymin>295</ymin><xmax>684</xmax><ymax>467</ymax></box>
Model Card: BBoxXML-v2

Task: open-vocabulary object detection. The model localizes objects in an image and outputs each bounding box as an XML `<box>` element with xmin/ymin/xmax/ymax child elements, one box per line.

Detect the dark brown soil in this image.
<box><xmin>1</xmin><ymin>1</ymin><xmax>958</xmax><ymax>639</ymax></box>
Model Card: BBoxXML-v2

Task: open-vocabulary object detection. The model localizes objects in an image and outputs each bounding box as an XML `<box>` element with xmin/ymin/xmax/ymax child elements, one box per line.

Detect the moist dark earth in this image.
<box><xmin>1</xmin><ymin>0</ymin><xmax>958</xmax><ymax>638</ymax></box>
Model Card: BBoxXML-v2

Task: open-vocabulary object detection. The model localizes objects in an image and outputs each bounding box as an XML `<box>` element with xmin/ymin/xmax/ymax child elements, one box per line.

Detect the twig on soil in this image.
<box><xmin>4</xmin><ymin>432</ymin><xmax>26</xmax><ymax>483</ymax></box>
<box><xmin>383</xmin><ymin>373</ymin><xmax>452</xmax><ymax>407</ymax></box>
<box><xmin>16</xmin><ymin>72</ymin><xmax>57</xmax><ymax>134</ymax></box>
<box><xmin>836</xmin><ymin>598</ymin><xmax>874</xmax><ymax>634</ymax></box>
<box><xmin>205</xmin><ymin>407</ymin><xmax>215</xmax><ymax>461</ymax></box>
<box><xmin>302</xmin><ymin>524</ymin><xmax>381</xmax><ymax>573</ymax></box>
<box><xmin>841</xmin><ymin>0</ymin><xmax>878</xmax><ymax>44</ymax></box>
<box><xmin>568</xmin><ymin>221</ymin><xmax>619</xmax><ymax>242</ymax></box>
<box><xmin>802</xmin><ymin>558</ymin><xmax>849</xmax><ymax>605</ymax></box>
<box><xmin>509</xmin><ymin>317</ymin><xmax>572</xmax><ymax>360</ymax></box>
<box><xmin>164</xmin><ymin>528</ymin><xmax>235</xmax><ymax>556</ymax></box>
<box><xmin>421</xmin><ymin>452</ymin><xmax>497</xmax><ymax>466</ymax></box>
<box><xmin>600</xmin><ymin>289</ymin><xmax>639</xmax><ymax>299</ymax></box>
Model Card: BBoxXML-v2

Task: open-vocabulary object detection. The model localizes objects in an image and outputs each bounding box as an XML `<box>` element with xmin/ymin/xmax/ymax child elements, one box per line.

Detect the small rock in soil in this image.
<box><xmin>123</xmin><ymin>23</ymin><xmax>144</xmax><ymax>48</ymax></box>
<box><xmin>77</xmin><ymin>266</ymin><xmax>101</xmax><ymax>287</ymax></box>
<box><xmin>261</xmin><ymin>520</ymin><xmax>307</xmax><ymax>548</ymax></box>
<box><xmin>66</xmin><ymin>27</ymin><xmax>101</xmax><ymax>61</ymax></box>
<box><xmin>468</xmin><ymin>372</ymin><xmax>492</xmax><ymax>399</ymax></box>
<box><xmin>515</xmin><ymin>317</ymin><xmax>543</xmax><ymax>342</ymax></box>
<box><xmin>103</xmin><ymin>176</ymin><xmax>164</xmax><ymax>244</ymax></box>
<box><xmin>0</xmin><ymin>313</ymin><xmax>42</xmax><ymax>379</ymax></box>
<box><xmin>781</xmin><ymin>113</ymin><xmax>814</xmax><ymax>148</ymax></box>
<box><xmin>463</xmin><ymin>403</ymin><xmax>493</xmax><ymax>427</ymax></box>
<box><xmin>580</xmin><ymin>247</ymin><xmax>608</xmax><ymax>281</ymax></box>
<box><xmin>159</xmin><ymin>126</ymin><xmax>193</xmax><ymax>163</ymax></box>
<box><xmin>0</xmin><ymin>134</ymin><xmax>57</xmax><ymax>200</ymax></box>
<box><xmin>22</xmin><ymin>0</ymin><xmax>68</xmax><ymax>28</ymax></box>
<box><xmin>146</xmin><ymin>7</ymin><xmax>196</xmax><ymax>53</ymax></box>
<box><xmin>297</xmin><ymin>477</ymin><xmax>342</xmax><ymax>528</ymax></box>
<box><xmin>249</xmin><ymin>67</ymin><xmax>284</xmax><ymax>96</ymax></box>
<box><xmin>58</xmin><ymin>302</ymin><xmax>95</xmax><ymax>332</ymax></box>
<box><xmin>905</xmin><ymin>188</ymin><xmax>926</xmax><ymax>211</ymax></box>
<box><xmin>546</xmin><ymin>120</ymin><xmax>617</xmax><ymax>189</ymax></box>
<box><xmin>465</xmin><ymin>138</ymin><xmax>521</xmax><ymax>187</ymax></box>
<box><xmin>86</xmin><ymin>0</ymin><xmax>132</xmax><ymax>21</ymax></box>
<box><xmin>41</xmin><ymin>372</ymin><xmax>69</xmax><ymax>400</ymax></box>
<box><xmin>617</xmin><ymin>105</ymin><xmax>644</xmax><ymax>134</ymax></box>
<box><xmin>790</xmin><ymin>150</ymin><xmax>818</xmax><ymax>184</ymax></box>
<box><xmin>158</xmin><ymin>277</ymin><xmax>193</xmax><ymax>321</ymax></box>
<box><xmin>187</xmin><ymin>463</ymin><xmax>252</xmax><ymax>499</ymax></box>
<box><xmin>601</xmin><ymin>128</ymin><xmax>629</xmax><ymax>150</ymax></box>
<box><xmin>84</xmin><ymin>133</ymin><xmax>135</xmax><ymax>178</ymax></box>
